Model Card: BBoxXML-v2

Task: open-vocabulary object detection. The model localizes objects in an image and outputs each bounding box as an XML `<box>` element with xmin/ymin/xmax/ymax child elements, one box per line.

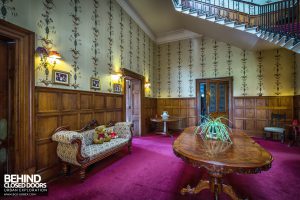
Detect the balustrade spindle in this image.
<box><xmin>288</xmin><ymin>0</ymin><xmax>291</xmax><ymax>35</ymax></box>
<box><xmin>291</xmin><ymin>0</ymin><xmax>295</xmax><ymax>36</ymax></box>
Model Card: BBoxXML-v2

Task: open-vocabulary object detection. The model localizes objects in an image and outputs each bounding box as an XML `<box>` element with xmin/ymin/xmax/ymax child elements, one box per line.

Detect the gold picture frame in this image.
<box><xmin>52</xmin><ymin>70</ymin><xmax>70</xmax><ymax>86</ymax></box>
<box><xmin>113</xmin><ymin>83</ymin><xmax>122</xmax><ymax>93</ymax></box>
<box><xmin>90</xmin><ymin>77</ymin><xmax>100</xmax><ymax>90</ymax></box>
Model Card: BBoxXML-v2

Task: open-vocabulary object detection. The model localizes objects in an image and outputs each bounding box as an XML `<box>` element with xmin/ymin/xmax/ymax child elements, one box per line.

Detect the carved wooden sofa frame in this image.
<box><xmin>52</xmin><ymin>120</ymin><xmax>133</xmax><ymax>181</ymax></box>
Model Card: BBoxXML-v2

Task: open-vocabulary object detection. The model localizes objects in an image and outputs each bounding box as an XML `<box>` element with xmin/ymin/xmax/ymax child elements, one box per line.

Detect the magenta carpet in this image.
<box><xmin>29</xmin><ymin>134</ymin><xmax>300</xmax><ymax>200</ymax></box>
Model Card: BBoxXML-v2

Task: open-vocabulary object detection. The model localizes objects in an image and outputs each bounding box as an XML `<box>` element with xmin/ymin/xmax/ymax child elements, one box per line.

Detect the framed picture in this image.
<box><xmin>52</xmin><ymin>70</ymin><xmax>70</xmax><ymax>86</ymax></box>
<box><xmin>90</xmin><ymin>77</ymin><xmax>100</xmax><ymax>90</ymax></box>
<box><xmin>113</xmin><ymin>83</ymin><xmax>122</xmax><ymax>93</ymax></box>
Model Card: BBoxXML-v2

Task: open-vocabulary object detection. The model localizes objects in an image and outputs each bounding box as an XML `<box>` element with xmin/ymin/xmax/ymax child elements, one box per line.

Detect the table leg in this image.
<box><xmin>163</xmin><ymin>121</ymin><xmax>167</xmax><ymax>134</ymax></box>
<box><xmin>180</xmin><ymin>180</ymin><xmax>210</xmax><ymax>195</ymax></box>
<box><xmin>180</xmin><ymin>172</ymin><xmax>241</xmax><ymax>200</ymax></box>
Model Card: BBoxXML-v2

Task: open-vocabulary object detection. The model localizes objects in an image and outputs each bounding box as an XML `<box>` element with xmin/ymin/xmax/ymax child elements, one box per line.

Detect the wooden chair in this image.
<box><xmin>264</xmin><ymin>113</ymin><xmax>286</xmax><ymax>143</ymax></box>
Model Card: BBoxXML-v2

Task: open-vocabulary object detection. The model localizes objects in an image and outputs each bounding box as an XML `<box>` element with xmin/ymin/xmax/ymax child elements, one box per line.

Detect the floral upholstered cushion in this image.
<box><xmin>57</xmin><ymin>143</ymin><xmax>83</xmax><ymax>166</ymax></box>
<box><xmin>83</xmin><ymin>138</ymin><xmax>129</xmax><ymax>159</ymax></box>
<box><xmin>52</xmin><ymin>131</ymin><xmax>85</xmax><ymax>144</ymax></box>
<box><xmin>114</xmin><ymin>122</ymin><xmax>132</xmax><ymax>139</ymax></box>
<box><xmin>80</xmin><ymin>129</ymin><xmax>95</xmax><ymax>146</ymax></box>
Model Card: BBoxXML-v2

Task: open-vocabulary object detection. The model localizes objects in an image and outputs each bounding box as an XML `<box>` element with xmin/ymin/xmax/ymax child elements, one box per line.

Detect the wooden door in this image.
<box><xmin>126</xmin><ymin>80</ymin><xmax>132</xmax><ymax>122</ymax></box>
<box><xmin>0</xmin><ymin>39</ymin><xmax>15</xmax><ymax>179</ymax></box>
<box><xmin>131</xmin><ymin>79</ymin><xmax>141</xmax><ymax>136</ymax></box>
<box><xmin>197</xmin><ymin>78</ymin><xmax>231</xmax><ymax>124</ymax></box>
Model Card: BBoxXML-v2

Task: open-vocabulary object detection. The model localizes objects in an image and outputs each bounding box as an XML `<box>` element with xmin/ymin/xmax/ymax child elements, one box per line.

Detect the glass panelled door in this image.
<box><xmin>197</xmin><ymin>79</ymin><xmax>229</xmax><ymax>124</ymax></box>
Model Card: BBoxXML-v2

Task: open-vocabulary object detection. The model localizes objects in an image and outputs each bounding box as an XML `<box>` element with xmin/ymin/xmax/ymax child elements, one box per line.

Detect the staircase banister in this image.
<box><xmin>185</xmin><ymin>0</ymin><xmax>260</xmax><ymax>16</ymax></box>
<box><xmin>232</xmin><ymin>0</ymin><xmax>261</xmax><ymax>7</ymax></box>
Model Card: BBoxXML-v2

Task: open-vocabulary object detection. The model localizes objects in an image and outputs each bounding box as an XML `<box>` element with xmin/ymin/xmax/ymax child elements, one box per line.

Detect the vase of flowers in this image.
<box><xmin>194</xmin><ymin>115</ymin><xmax>232</xmax><ymax>155</ymax></box>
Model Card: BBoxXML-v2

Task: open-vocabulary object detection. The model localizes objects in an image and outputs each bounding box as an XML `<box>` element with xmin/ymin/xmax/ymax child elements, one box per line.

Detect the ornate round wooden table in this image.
<box><xmin>173</xmin><ymin>127</ymin><xmax>273</xmax><ymax>200</ymax></box>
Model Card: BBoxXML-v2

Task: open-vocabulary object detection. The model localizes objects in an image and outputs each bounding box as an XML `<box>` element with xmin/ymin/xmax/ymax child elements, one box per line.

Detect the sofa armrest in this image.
<box><xmin>52</xmin><ymin>129</ymin><xmax>89</xmax><ymax>165</ymax></box>
<box><xmin>114</xmin><ymin>122</ymin><xmax>133</xmax><ymax>139</ymax></box>
<box><xmin>52</xmin><ymin>130</ymin><xmax>84</xmax><ymax>144</ymax></box>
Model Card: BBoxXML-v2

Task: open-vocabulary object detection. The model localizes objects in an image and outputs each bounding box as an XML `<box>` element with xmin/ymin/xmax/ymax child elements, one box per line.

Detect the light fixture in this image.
<box><xmin>145</xmin><ymin>81</ymin><xmax>151</xmax><ymax>88</ymax></box>
<box><xmin>48</xmin><ymin>50</ymin><xmax>61</xmax><ymax>65</ymax></box>
<box><xmin>48</xmin><ymin>51</ymin><xmax>61</xmax><ymax>59</ymax></box>
<box><xmin>111</xmin><ymin>71</ymin><xmax>122</xmax><ymax>82</ymax></box>
<box><xmin>35</xmin><ymin>47</ymin><xmax>62</xmax><ymax>86</ymax></box>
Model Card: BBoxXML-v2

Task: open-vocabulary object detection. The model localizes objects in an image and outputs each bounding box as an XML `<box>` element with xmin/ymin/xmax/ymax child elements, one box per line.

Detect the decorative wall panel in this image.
<box><xmin>233</xmin><ymin>96</ymin><xmax>294</xmax><ymax>137</ymax></box>
<box><xmin>35</xmin><ymin>86</ymin><xmax>123</xmax><ymax>181</ymax></box>
<box><xmin>157</xmin><ymin>98</ymin><xmax>197</xmax><ymax>129</ymax></box>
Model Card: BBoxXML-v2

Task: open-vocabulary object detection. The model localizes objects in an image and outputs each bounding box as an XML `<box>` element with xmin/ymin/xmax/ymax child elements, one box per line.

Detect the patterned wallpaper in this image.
<box><xmin>2</xmin><ymin>0</ymin><xmax>299</xmax><ymax>97</ymax></box>
<box><xmin>154</xmin><ymin>37</ymin><xmax>296</xmax><ymax>97</ymax></box>
<box><xmin>3</xmin><ymin>0</ymin><xmax>155</xmax><ymax>96</ymax></box>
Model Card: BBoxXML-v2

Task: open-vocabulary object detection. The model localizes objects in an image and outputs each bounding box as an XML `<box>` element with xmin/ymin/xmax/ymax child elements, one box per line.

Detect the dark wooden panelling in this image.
<box><xmin>156</xmin><ymin>98</ymin><xmax>197</xmax><ymax>129</ymax></box>
<box><xmin>144</xmin><ymin>97</ymin><xmax>157</xmax><ymax>133</ymax></box>
<box><xmin>35</xmin><ymin>87</ymin><xmax>123</xmax><ymax>181</ymax></box>
<box><xmin>295</xmin><ymin>95</ymin><xmax>300</xmax><ymax>120</ymax></box>
<box><xmin>233</xmin><ymin>96</ymin><xmax>294</xmax><ymax>137</ymax></box>
<box><xmin>61</xmin><ymin>93</ymin><xmax>77</xmax><ymax>111</ymax></box>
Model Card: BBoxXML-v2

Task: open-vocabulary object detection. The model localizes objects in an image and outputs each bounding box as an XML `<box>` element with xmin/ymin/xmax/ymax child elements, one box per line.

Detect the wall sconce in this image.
<box><xmin>48</xmin><ymin>51</ymin><xmax>61</xmax><ymax>66</ymax></box>
<box><xmin>145</xmin><ymin>81</ymin><xmax>151</xmax><ymax>89</ymax></box>
<box><xmin>36</xmin><ymin>47</ymin><xmax>61</xmax><ymax>86</ymax></box>
<box><xmin>111</xmin><ymin>71</ymin><xmax>122</xmax><ymax>83</ymax></box>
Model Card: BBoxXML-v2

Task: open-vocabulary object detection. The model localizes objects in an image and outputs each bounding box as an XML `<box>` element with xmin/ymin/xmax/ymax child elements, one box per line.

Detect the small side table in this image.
<box><xmin>150</xmin><ymin>118</ymin><xmax>179</xmax><ymax>137</ymax></box>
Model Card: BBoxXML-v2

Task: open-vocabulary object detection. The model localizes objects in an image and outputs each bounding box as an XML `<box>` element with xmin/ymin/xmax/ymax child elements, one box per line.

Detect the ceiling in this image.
<box><xmin>126</xmin><ymin>0</ymin><xmax>277</xmax><ymax>51</ymax></box>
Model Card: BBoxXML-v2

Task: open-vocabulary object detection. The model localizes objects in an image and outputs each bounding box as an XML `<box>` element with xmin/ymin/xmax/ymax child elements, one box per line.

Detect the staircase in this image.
<box><xmin>172</xmin><ymin>0</ymin><xmax>300</xmax><ymax>53</ymax></box>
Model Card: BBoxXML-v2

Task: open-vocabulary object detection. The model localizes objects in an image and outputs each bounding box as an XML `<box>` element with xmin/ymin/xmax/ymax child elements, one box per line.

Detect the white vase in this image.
<box><xmin>161</xmin><ymin>111</ymin><xmax>169</xmax><ymax>120</ymax></box>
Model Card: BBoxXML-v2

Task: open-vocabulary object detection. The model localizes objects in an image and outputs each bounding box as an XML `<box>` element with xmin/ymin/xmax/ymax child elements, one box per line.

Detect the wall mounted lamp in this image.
<box><xmin>36</xmin><ymin>47</ymin><xmax>62</xmax><ymax>86</ymax></box>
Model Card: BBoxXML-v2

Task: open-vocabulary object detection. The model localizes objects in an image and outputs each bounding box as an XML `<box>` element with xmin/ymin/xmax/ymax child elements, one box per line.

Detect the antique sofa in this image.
<box><xmin>52</xmin><ymin>120</ymin><xmax>133</xmax><ymax>181</ymax></box>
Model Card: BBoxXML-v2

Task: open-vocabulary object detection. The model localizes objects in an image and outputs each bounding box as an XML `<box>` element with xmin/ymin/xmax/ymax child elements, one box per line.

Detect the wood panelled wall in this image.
<box><xmin>233</xmin><ymin>96</ymin><xmax>294</xmax><ymax>137</ymax></box>
<box><xmin>295</xmin><ymin>95</ymin><xmax>300</xmax><ymax>120</ymax></box>
<box><xmin>144</xmin><ymin>97</ymin><xmax>157</xmax><ymax>132</ymax></box>
<box><xmin>35</xmin><ymin>87</ymin><xmax>123</xmax><ymax>181</ymax></box>
<box><xmin>157</xmin><ymin>98</ymin><xmax>197</xmax><ymax>129</ymax></box>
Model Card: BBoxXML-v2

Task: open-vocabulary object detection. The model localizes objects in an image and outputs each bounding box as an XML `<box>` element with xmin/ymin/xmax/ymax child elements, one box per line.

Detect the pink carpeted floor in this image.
<box><xmin>30</xmin><ymin>134</ymin><xmax>300</xmax><ymax>200</ymax></box>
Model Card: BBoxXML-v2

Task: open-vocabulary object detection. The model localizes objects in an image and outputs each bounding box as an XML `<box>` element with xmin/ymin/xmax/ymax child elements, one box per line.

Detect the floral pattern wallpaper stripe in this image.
<box><xmin>274</xmin><ymin>49</ymin><xmax>281</xmax><ymax>96</ymax></box>
<box><xmin>227</xmin><ymin>44</ymin><xmax>232</xmax><ymax>76</ymax></box>
<box><xmin>107</xmin><ymin>0</ymin><xmax>113</xmax><ymax>92</ymax></box>
<box><xmin>69</xmin><ymin>0</ymin><xmax>81</xmax><ymax>89</ymax></box>
<box><xmin>188</xmin><ymin>39</ymin><xmax>193</xmax><ymax>97</ymax></box>
<box><xmin>119</xmin><ymin>6</ymin><xmax>124</xmax><ymax>70</ymax></box>
<box><xmin>129</xmin><ymin>18</ymin><xmax>133</xmax><ymax>70</ymax></box>
<box><xmin>136</xmin><ymin>25</ymin><xmax>140</xmax><ymax>73</ymax></box>
<box><xmin>157</xmin><ymin>45</ymin><xmax>161</xmax><ymax>98</ymax></box>
<box><xmin>167</xmin><ymin>43</ymin><xmax>171</xmax><ymax>98</ymax></box>
<box><xmin>241</xmin><ymin>50</ymin><xmax>248</xmax><ymax>96</ymax></box>
<box><xmin>212</xmin><ymin>40</ymin><xmax>218</xmax><ymax>77</ymax></box>
<box><xmin>36</xmin><ymin>0</ymin><xmax>55</xmax><ymax>86</ymax></box>
<box><xmin>0</xmin><ymin>0</ymin><xmax>17</xmax><ymax>19</ymax></box>
<box><xmin>257</xmin><ymin>51</ymin><xmax>264</xmax><ymax>96</ymax></box>
<box><xmin>91</xmin><ymin>0</ymin><xmax>100</xmax><ymax>90</ymax></box>
<box><xmin>200</xmin><ymin>37</ymin><xmax>205</xmax><ymax>78</ymax></box>
<box><xmin>177</xmin><ymin>41</ymin><xmax>182</xmax><ymax>97</ymax></box>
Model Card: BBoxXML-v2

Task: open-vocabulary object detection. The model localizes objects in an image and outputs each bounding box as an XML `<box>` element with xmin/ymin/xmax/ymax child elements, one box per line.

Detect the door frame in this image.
<box><xmin>196</xmin><ymin>77</ymin><xmax>233</xmax><ymax>127</ymax></box>
<box><xmin>121</xmin><ymin>68</ymin><xmax>145</xmax><ymax>136</ymax></box>
<box><xmin>0</xmin><ymin>19</ymin><xmax>35</xmax><ymax>173</ymax></box>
